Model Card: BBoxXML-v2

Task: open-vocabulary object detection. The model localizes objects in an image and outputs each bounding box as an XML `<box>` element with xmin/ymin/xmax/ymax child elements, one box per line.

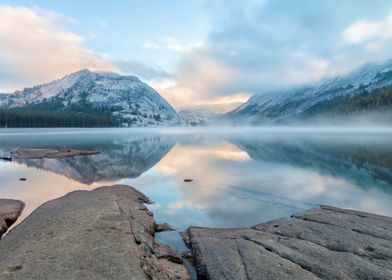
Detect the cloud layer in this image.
<box><xmin>158</xmin><ymin>0</ymin><xmax>392</xmax><ymax>110</ymax></box>
<box><xmin>0</xmin><ymin>5</ymin><xmax>115</xmax><ymax>91</ymax></box>
<box><xmin>3</xmin><ymin>1</ymin><xmax>392</xmax><ymax>112</ymax></box>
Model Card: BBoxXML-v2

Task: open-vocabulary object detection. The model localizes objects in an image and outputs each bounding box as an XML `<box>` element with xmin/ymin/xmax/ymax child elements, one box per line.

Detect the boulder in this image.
<box><xmin>183</xmin><ymin>206</ymin><xmax>392</xmax><ymax>279</ymax></box>
<box><xmin>0</xmin><ymin>185</ymin><xmax>189</xmax><ymax>280</ymax></box>
<box><xmin>0</xmin><ymin>199</ymin><xmax>24</xmax><ymax>238</ymax></box>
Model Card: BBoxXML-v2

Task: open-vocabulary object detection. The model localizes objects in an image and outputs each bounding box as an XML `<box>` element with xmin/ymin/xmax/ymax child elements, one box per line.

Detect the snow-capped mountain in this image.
<box><xmin>0</xmin><ymin>69</ymin><xmax>183</xmax><ymax>127</ymax></box>
<box><xmin>228</xmin><ymin>60</ymin><xmax>392</xmax><ymax>124</ymax></box>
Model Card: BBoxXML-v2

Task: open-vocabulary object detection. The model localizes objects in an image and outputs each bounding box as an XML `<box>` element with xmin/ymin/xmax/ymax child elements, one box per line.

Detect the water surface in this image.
<box><xmin>1</xmin><ymin>127</ymin><xmax>392</xmax><ymax>232</ymax></box>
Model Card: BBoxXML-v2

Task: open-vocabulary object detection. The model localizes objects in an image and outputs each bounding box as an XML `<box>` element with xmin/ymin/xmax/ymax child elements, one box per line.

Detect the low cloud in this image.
<box><xmin>0</xmin><ymin>5</ymin><xmax>115</xmax><ymax>92</ymax></box>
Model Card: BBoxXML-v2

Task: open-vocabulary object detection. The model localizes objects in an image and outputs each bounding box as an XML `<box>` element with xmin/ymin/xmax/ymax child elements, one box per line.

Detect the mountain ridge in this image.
<box><xmin>227</xmin><ymin>60</ymin><xmax>392</xmax><ymax>124</ymax></box>
<box><xmin>0</xmin><ymin>69</ymin><xmax>183</xmax><ymax>127</ymax></box>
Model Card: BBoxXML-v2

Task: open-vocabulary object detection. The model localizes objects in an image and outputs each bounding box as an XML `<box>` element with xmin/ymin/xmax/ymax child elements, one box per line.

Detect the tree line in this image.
<box><xmin>0</xmin><ymin>110</ymin><xmax>119</xmax><ymax>127</ymax></box>
<box><xmin>303</xmin><ymin>85</ymin><xmax>392</xmax><ymax>117</ymax></box>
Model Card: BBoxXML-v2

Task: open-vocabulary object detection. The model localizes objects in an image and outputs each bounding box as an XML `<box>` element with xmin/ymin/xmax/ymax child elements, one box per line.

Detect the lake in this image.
<box><xmin>1</xmin><ymin>127</ymin><xmax>392</xmax><ymax>251</ymax></box>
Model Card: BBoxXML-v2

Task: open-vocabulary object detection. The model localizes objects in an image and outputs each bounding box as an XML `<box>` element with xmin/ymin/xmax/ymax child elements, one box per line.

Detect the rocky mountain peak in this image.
<box><xmin>0</xmin><ymin>70</ymin><xmax>184</xmax><ymax>127</ymax></box>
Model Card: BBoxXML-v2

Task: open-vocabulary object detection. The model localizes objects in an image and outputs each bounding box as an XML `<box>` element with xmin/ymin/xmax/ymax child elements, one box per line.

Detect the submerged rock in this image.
<box><xmin>0</xmin><ymin>185</ymin><xmax>190</xmax><ymax>280</ymax></box>
<box><xmin>11</xmin><ymin>148</ymin><xmax>98</xmax><ymax>159</ymax></box>
<box><xmin>0</xmin><ymin>199</ymin><xmax>24</xmax><ymax>238</ymax></box>
<box><xmin>183</xmin><ymin>205</ymin><xmax>392</xmax><ymax>280</ymax></box>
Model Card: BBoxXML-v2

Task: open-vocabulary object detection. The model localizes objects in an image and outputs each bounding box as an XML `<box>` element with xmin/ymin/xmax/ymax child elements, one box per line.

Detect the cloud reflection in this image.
<box><xmin>1</xmin><ymin>130</ymin><xmax>392</xmax><ymax>231</ymax></box>
<box><xmin>121</xmin><ymin>134</ymin><xmax>392</xmax><ymax>229</ymax></box>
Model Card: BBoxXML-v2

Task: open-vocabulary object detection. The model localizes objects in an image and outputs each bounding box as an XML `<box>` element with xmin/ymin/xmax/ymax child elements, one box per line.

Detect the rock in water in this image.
<box><xmin>11</xmin><ymin>148</ymin><xmax>99</xmax><ymax>159</ymax></box>
<box><xmin>0</xmin><ymin>199</ymin><xmax>25</xmax><ymax>238</ymax></box>
<box><xmin>182</xmin><ymin>205</ymin><xmax>392</xmax><ymax>279</ymax></box>
<box><xmin>155</xmin><ymin>222</ymin><xmax>175</xmax><ymax>232</ymax></box>
<box><xmin>0</xmin><ymin>185</ymin><xmax>190</xmax><ymax>280</ymax></box>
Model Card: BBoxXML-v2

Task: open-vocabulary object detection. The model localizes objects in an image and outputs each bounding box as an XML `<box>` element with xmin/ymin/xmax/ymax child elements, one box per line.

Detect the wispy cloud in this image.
<box><xmin>115</xmin><ymin>60</ymin><xmax>169</xmax><ymax>80</ymax></box>
<box><xmin>342</xmin><ymin>12</ymin><xmax>392</xmax><ymax>53</ymax></box>
<box><xmin>98</xmin><ymin>20</ymin><xmax>109</xmax><ymax>30</ymax></box>
<box><xmin>163</xmin><ymin>37</ymin><xmax>205</xmax><ymax>52</ymax></box>
<box><xmin>143</xmin><ymin>37</ymin><xmax>205</xmax><ymax>53</ymax></box>
<box><xmin>143</xmin><ymin>42</ymin><xmax>161</xmax><ymax>50</ymax></box>
<box><xmin>343</xmin><ymin>14</ymin><xmax>392</xmax><ymax>44</ymax></box>
<box><xmin>0</xmin><ymin>5</ymin><xmax>115</xmax><ymax>91</ymax></box>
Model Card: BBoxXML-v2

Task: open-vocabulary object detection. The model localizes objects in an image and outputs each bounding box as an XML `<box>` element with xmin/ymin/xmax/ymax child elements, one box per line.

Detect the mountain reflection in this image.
<box><xmin>1</xmin><ymin>129</ymin><xmax>392</xmax><ymax>229</ymax></box>
<box><xmin>130</xmin><ymin>133</ymin><xmax>392</xmax><ymax>229</ymax></box>
<box><xmin>1</xmin><ymin>133</ymin><xmax>176</xmax><ymax>184</ymax></box>
<box><xmin>230</xmin><ymin>134</ymin><xmax>392</xmax><ymax>193</ymax></box>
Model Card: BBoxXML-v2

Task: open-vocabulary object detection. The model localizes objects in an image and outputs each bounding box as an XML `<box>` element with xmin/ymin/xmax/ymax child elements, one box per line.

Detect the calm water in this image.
<box><xmin>1</xmin><ymin>127</ymin><xmax>392</xmax><ymax>249</ymax></box>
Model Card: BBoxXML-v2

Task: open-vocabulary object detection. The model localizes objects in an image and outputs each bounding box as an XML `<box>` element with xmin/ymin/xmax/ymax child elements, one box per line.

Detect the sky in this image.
<box><xmin>2</xmin><ymin>0</ymin><xmax>392</xmax><ymax>111</ymax></box>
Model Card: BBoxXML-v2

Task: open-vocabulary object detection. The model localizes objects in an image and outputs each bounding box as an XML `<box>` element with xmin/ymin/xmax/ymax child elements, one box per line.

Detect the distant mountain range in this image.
<box><xmin>227</xmin><ymin>60</ymin><xmax>392</xmax><ymax>124</ymax></box>
<box><xmin>0</xmin><ymin>69</ymin><xmax>183</xmax><ymax>127</ymax></box>
<box><xmin>1</xmin><ymin>60</ymin><xmax>392</xmax><ymax>127</ymax></box>
<box><xmin>179</xmin><ymin>108</ymin><xmax>219</xmax><ymax>126</ymax></box>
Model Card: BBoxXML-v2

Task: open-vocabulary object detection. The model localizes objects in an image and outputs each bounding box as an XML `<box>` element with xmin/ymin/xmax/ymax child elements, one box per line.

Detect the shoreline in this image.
<box><xmin>1</xmin><ymin>185</ymin><xmax>391</xmax><ymax>279</ymax></box>
<box><xmin>0</xmin><ymin>185</ymin><xmax>191</xmax><ymax>279</ymax></box>
<box><xmin>2</xmin><ymin>126</ymin><xmax>392</xmax><ymax>136</ymax></box>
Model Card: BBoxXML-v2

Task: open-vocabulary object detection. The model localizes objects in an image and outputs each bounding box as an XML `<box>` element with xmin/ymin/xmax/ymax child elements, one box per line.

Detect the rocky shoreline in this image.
<box><xmin>182</xmin><ymin>205</ymin><xmax>392</xmax><ymax>279</ymax></box>
<box><xmin>0</xmin><ymin>186</ymin><xmax>189</xmax><ymax>280</ymax></box>
<box><xmin>1</xmin><ymin>185</ymin><xmax>392</xmax><ymax>279</ymax></box>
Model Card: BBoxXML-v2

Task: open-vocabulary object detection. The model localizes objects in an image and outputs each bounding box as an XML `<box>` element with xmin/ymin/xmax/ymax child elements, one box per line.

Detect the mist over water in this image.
<box><xmin>1</xmin><ymin>127</ymin><xmax>392</xmax><ymax>231</ymax></box>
